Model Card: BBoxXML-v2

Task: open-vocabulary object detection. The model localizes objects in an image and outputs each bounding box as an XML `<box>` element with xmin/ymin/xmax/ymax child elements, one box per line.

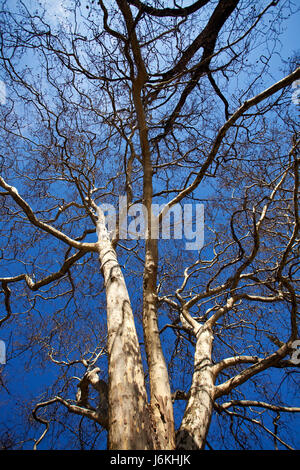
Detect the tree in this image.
<box><xmin>0</xmin><ymin>0</ymin><xmax>299</xmax><ymax>450</ymax></box>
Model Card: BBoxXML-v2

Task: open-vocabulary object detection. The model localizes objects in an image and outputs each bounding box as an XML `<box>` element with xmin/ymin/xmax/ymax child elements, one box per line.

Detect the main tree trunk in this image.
<box><xmin>96</xmin><ymin>207</ymin><xmax>154</xmax><ymax>450</ymax></box>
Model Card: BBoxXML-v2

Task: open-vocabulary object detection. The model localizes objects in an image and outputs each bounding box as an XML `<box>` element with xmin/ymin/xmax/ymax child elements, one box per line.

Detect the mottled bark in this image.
<box><xmin>176</xmin><ymin>326</ymin><xmax>215</xmax><ymax>450</ymax></box>
<box><xmin>96</xmin><ymin>207</ymin><xmax>153</xmax><ymax>450</ymax></box>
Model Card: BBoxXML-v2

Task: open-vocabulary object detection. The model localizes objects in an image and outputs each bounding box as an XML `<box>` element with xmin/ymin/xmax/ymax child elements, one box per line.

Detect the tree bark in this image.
<box><xmin>96</xmin><ymin>207</ymin><xmax>154</xmax><ymax>450</ymax></box>
<box><xmin>143</xmin><ymin>236</ymin><xmax>176</xmax><ymax>450</ymax></box>
<box><xmin>176</xmin><ymin>326</ymin><xmax>215</xmax><ymax>449</ymax></box>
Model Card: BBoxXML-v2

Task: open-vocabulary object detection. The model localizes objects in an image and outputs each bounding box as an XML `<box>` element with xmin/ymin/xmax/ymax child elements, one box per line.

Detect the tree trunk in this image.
<box><xmin>102</xmin><ymin>2</ymin><xmax>175</xmax><ymax>448</ymax></box>
<box><xmin>136</xmin><ymin>90</ymin><xmax>176</xmax><ymax>449</ymax></box>
<box><xmin>96</xmin><ymin>207</ymin><xmax>154</xmax><ymax>450</ymax></box>
<box><xmin>129</xmin><ymin>45</ymin><xmax>175</xmax><ymax>449</ymax></box>
<box><xmin>143</xmin><ymin>236</ymin><xmax>176</xmax><ymax>450</ymax></box>
<box><xmin>176</xmin><ymin>326</ymin><xmax>215</xmax><ymax>450</ymax></box>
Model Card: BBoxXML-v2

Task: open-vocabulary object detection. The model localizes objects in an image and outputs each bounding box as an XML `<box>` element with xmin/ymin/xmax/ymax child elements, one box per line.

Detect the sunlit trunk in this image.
<box><xmin>176</xmin><ymin>326</ymin><xmax>215</xmax><ymax>449</ymax></box>
<box><xmin>96</xmin><ymin>208</ymin><xmax>154</xmax><ymax>450</ymax></box>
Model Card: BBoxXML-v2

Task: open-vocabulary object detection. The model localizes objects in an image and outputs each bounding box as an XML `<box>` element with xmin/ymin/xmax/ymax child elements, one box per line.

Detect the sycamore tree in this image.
<box><xmin>0</xmin><ymin>0</ymin><xmax>299</xmax><ymax>450</ymax></box>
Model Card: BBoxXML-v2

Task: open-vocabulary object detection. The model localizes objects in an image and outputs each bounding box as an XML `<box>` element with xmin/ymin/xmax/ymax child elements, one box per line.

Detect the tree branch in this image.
<box><xmin>0</xmin><ymin>176</ymin><xmax>97</xmax><ymax>252</ymax></box>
